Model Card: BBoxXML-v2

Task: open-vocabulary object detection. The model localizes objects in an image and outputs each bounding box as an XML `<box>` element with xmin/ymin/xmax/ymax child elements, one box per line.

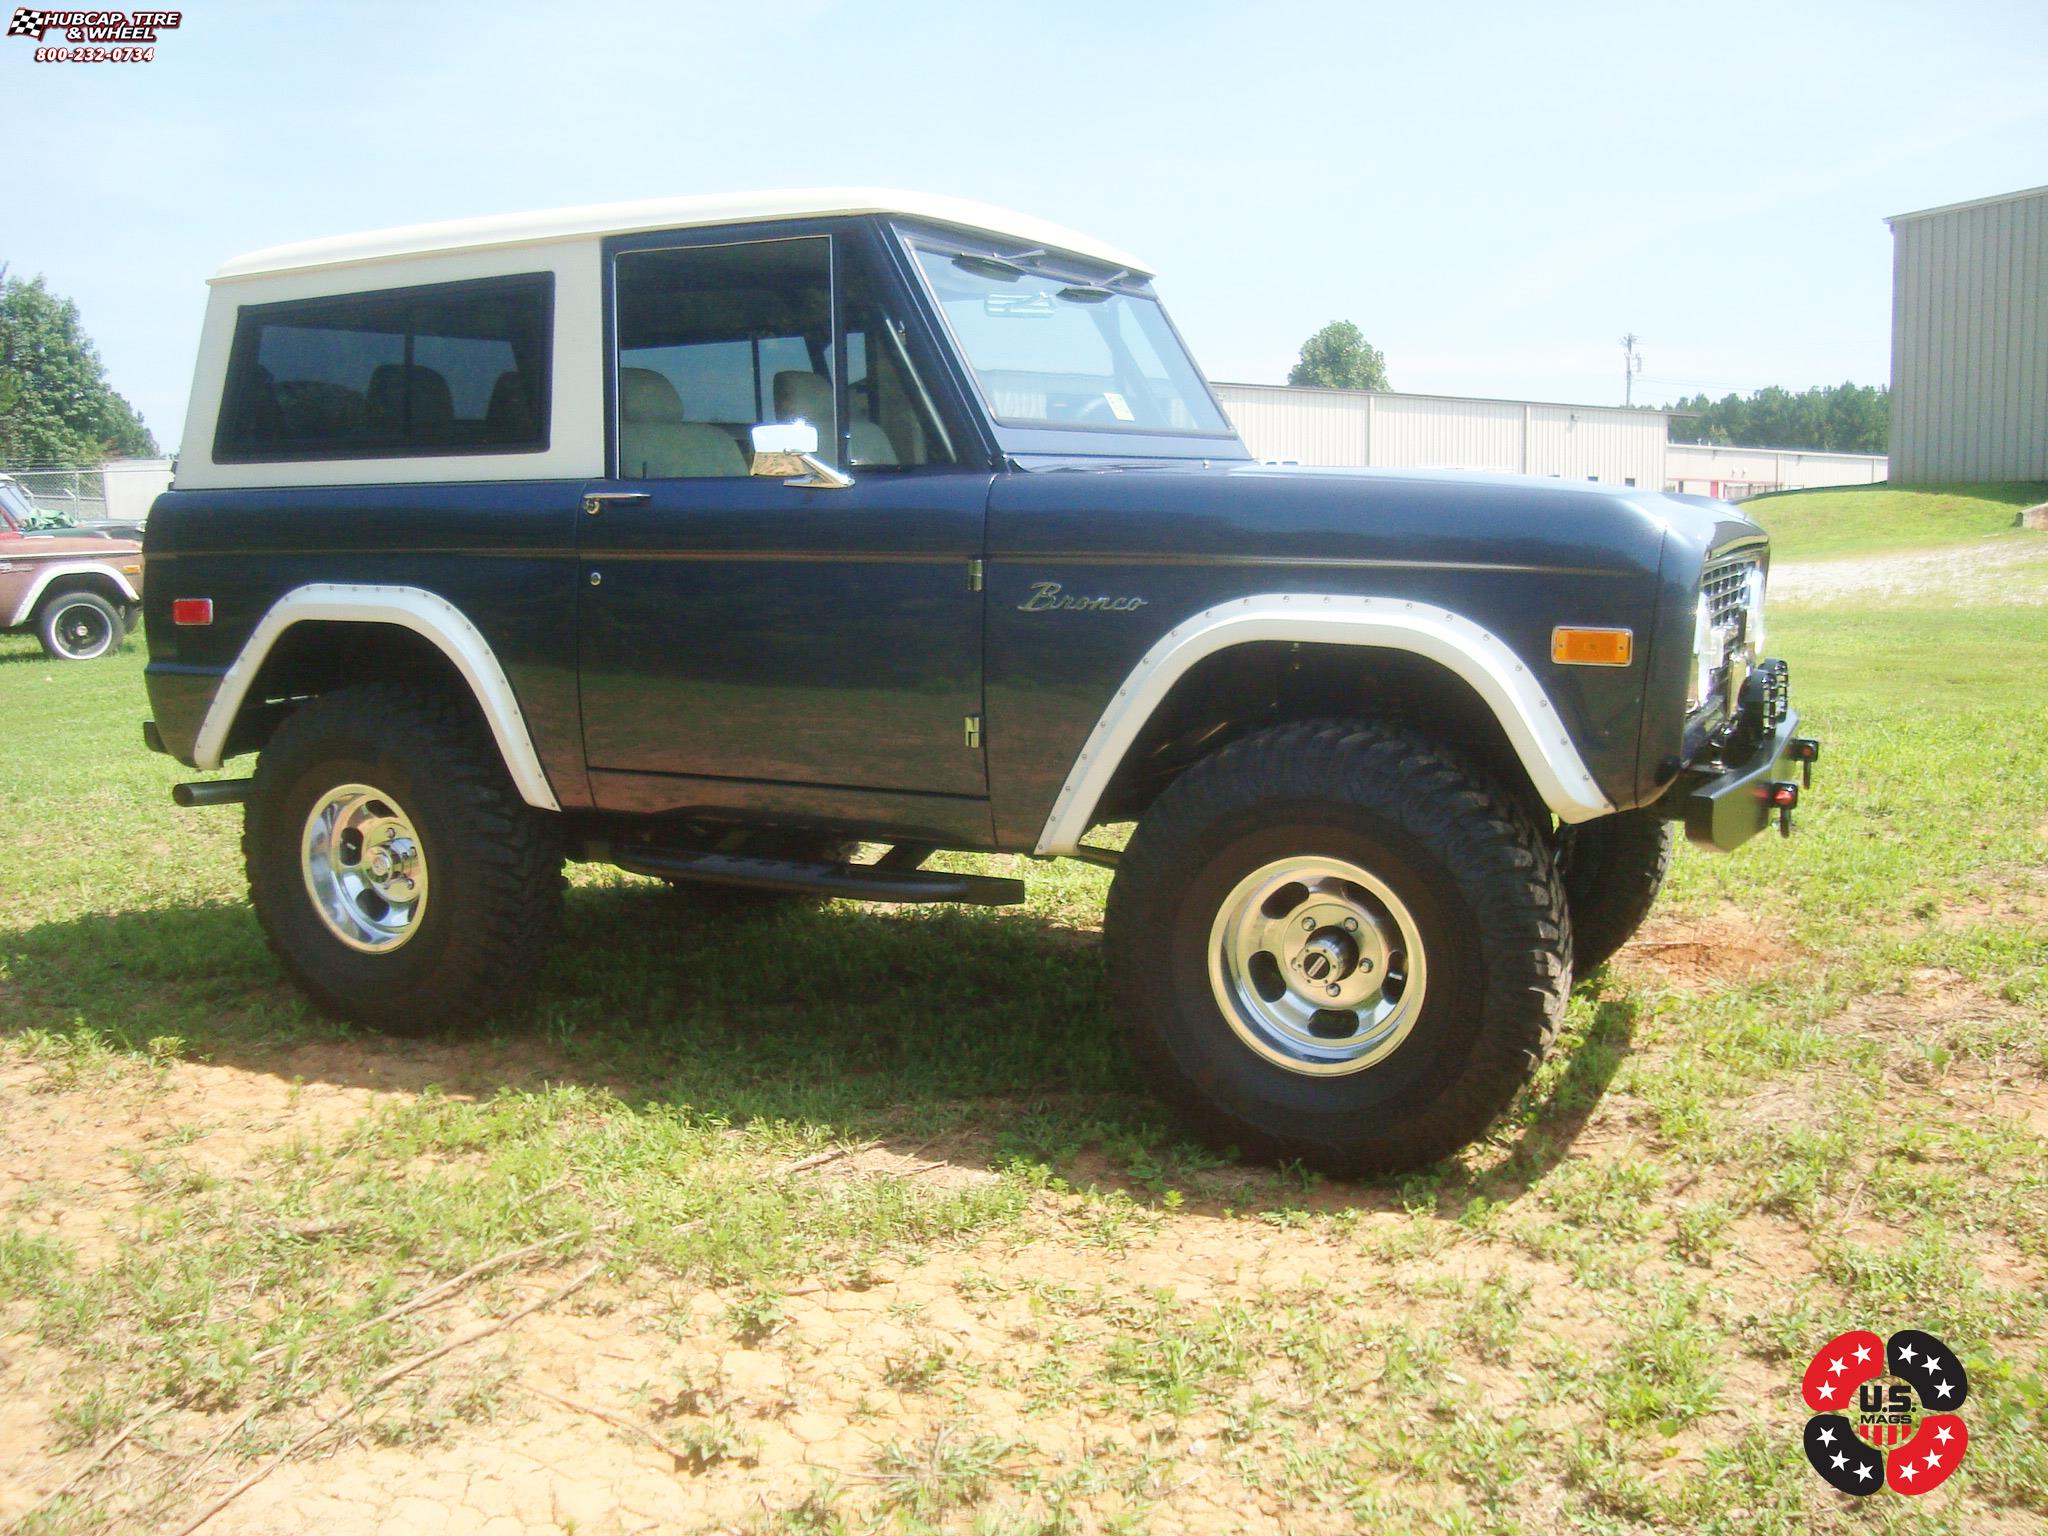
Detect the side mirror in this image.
<box><xmin>749</xmin><ymin>420</ymin><xmax>853</xmax><ymax>490</ymax></box>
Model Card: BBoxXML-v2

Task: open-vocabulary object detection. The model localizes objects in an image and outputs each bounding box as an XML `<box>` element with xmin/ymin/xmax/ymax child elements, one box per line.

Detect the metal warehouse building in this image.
<box><xmin>1214</xmin><ymin>382</ymin><xmax>1668</xmax><ymax>488</ymax></box>
<box><xmin>1887</xmin><ymin>184</ymin><xmax>2048</xmax><ymax>483</ymax></box>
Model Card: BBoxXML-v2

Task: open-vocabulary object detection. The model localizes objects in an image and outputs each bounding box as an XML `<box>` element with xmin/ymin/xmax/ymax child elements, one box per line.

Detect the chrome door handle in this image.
<box><xmin>583</xmin><ymin>491</ymin><xmax>652</xmax><ymax>515</ymax></box>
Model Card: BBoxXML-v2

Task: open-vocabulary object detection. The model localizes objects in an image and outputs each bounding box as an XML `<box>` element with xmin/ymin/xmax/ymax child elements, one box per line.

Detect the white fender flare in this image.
<box><xmin>4</xmin><ymin>561</ymin><xmax>142</xmax><ymax>629</ymax></box>
<box><xmin>1032</xmin><ymin>593</ymin><xmax>1616</xmax><ymax>856</ymax></box>
<box><xmin>191</xmin><ymin>583</ymin><xmax>562</xmax><ymax>812</ymax></box>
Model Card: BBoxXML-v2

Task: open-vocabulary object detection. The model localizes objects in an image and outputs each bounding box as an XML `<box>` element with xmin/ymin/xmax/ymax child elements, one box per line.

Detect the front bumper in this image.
<box><xmin>1659</xmin><ymin>659</ymin><xmax>1819</xmax><ymax>851</ymax></box>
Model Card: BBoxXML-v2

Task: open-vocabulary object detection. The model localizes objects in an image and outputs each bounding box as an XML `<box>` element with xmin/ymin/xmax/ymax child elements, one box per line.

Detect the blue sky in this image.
<box><xmin>6</xmin><ymin>0</ymin><xmax>2045</xmax><ymax>452</ymax></box>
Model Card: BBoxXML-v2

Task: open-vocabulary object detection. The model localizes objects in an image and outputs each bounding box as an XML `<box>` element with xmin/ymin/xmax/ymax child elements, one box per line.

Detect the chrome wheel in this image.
<box><xmin>49</xmin><ymin>599</ymin><xmax>116</xmax><ymax>659</ymax></box>
<box><xmin>1207</xmin><ymin>855</ymin><xmax>1427</xmax><ymax>1075</ymax></box>
<box><xmin>301</xmin><ymin>783</ymin><xmax>429</xmax><ymax>953</ymax></box>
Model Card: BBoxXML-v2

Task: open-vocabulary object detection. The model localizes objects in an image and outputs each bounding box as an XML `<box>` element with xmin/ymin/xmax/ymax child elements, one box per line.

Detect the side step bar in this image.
<box><xmin>607</xmin><ymin>844</ymin><xmax>1026</xmax><ymax>906</ymax></box>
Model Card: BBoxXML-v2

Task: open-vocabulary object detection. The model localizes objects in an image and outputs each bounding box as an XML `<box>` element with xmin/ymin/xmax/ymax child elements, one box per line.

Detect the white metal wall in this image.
<box><xmin>1665</xmin><ymin>443</ymin><xmax>1887</xmax><ymax>499</ymax></box>
<box><xmin>1215</xmin><ymin>382</ymin><xmax>1668</xmax><ymax>488</ymax></box>
<box><xmin>1888</xmin><ymin>185</ymin><xmax>2048</xmax><ymax>483</ymax></box>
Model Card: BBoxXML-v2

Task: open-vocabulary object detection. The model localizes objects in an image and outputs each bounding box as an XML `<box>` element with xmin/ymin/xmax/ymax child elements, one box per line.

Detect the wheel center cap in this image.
<box><xmin>1299</xmin><ymin>928</ymin><xmax>1358</xmax><ymax>983</ymax></box>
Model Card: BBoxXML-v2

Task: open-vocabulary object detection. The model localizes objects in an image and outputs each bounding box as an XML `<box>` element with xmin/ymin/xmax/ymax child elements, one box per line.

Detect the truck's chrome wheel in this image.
<box><xmin>301</xmin><ymin>783</ymin><xmax>429</xmax><ymax>953</ymax></box>
<box><xmin>49</xmin><ymin>598</ymin><xmax>116</xmax><ymax>659</ymax></box>
<box><xmin>1208</xmin><ymin>855</ymin><xmax>1427</xmax><ymax>1075</ymax></box>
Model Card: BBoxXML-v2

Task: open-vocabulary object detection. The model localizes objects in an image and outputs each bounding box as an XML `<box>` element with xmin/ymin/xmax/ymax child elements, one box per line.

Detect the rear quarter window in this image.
<box><xmin>214</xmin><ymin>273</ymin><xmax>553</xmax><ymax>462</ymax></box>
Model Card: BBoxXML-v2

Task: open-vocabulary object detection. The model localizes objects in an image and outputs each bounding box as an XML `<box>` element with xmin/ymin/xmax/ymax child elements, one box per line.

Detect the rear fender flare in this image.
<box><xmin>191</xmin><ymin>583</ymin><xmax>561</xmax><ymax>812</ymax></box>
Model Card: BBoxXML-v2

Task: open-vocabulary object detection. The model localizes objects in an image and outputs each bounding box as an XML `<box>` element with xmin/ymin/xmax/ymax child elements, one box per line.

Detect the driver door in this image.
<box><xmin>575</xmin><ymin>225</ymin><xmax>992</xmax><ymax>818</ymax></box>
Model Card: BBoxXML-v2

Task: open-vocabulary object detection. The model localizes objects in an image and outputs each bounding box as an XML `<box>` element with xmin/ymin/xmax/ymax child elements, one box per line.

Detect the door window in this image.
<box><xmin>614</xmin><ymin>237</ymin><xmax>833</xmax><ymax>478</ymax></box>
<box><xmin>613</xmin><ymin>231</ymin><xmax>964</xmax><ymax>477</ymax></box>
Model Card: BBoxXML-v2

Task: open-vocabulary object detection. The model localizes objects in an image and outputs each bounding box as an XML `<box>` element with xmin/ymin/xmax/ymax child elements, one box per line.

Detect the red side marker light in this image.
<box><xmin>1767</xmin><ymin>783</ymin><xmax>1799</xmax><ymax>808</ymax></box>
<box><xmin>172</xmin><ymin>598</ymin><xmax>213</xmax><ymax>626</ymax></box>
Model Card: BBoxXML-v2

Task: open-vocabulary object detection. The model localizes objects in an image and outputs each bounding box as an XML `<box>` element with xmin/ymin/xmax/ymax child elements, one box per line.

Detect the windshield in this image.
<box><xmin>0</xmin><ymin>481</ymin><xmax>38</xmax><ymax>528</ymax></box>
<box><xmin>908</xmin><ymin>243</ymin><xmax>1231</xmax><ymax>436</ymax></box>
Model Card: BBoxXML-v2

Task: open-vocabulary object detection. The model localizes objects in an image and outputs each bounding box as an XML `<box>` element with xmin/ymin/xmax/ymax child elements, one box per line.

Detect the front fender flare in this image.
<box><xmin>1032</xmin><ymin>593</ymin><xmax>1615</xmax><ymax>856</ymax></box>
<box><xmin>191</xmin><ymin>583</ymin><xmax>561</xmax><ymax>812</ymax></box>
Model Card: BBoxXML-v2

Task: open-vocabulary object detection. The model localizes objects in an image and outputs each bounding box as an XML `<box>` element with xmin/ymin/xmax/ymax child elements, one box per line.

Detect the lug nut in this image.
<box><xmin>1360</xmin><ymin>957</ymin><xmax>1374</xmax><ymax>973</ymax></box>
<box><xmin>1302</xmin><ymin>916</ymin><xmax>1316</xmax><ymax>930</ymax></box>
<box><xmin>1326</xmin><ymin>984</ymin><xmax>1341</xmax><ymax>997</ymax></box>
<box><xmin>1343</xmin><ymin>917</ymin><xmax>1359</xmax><ymax>932</ymax></box>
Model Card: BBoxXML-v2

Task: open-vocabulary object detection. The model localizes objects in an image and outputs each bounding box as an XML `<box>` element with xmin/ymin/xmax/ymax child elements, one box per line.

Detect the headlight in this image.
<box><xmin>1688</xmin><ymin>596</ymin><xmax>1714</xmax><ymax>711</ymax></box>
<box><xmin>1744</xmin><ymin>565</ymin><xmax>1767</xmax><ymax>654</ymax></box>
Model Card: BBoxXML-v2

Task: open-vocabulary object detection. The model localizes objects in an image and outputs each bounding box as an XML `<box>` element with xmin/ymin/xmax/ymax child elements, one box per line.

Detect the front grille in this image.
<box><xmin>1703</xmin><ymin>558</ymin><xmax>1756</xmax><ymax>635</ymax></box>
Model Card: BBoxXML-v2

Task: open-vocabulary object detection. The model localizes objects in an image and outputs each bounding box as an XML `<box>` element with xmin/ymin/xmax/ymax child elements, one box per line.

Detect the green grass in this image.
<box><xmin>1743</xmin><ymin>480</ymin><xmax>2047</xmax><ymax>560</ymax></box>
<box><xmin>2</xmin><ymin>507</ymin><xmax>2046</xmax><ymax>1532</ymax></box>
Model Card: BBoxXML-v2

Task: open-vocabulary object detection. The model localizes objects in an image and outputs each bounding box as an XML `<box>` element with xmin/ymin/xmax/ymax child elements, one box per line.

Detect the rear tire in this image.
<box><xmin>1554</xmin><ymin>808</ymin><xmax>1674</xmax><ymax>974</ymax></box>
<box><xmin>1105</xmin><ymin>719</ymin><xmax>1572</xmax><ymax>1176</ymax></box>
<box><xmin>244</xmin><ymin>684</ymin><xmax>563</xmax><ymax>1033</ymax></box>
<box><xmin>36</xmin><ymin>590</ymin><xmax>124</xmax><ymax>661</ymax></box>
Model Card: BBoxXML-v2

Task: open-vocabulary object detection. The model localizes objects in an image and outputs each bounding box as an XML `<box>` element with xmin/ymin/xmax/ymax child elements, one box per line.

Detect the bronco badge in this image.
<box><xmin>1018</xmin><ymin>581</ymin><xmax>1147</xmax><ymax>613</ymax></box>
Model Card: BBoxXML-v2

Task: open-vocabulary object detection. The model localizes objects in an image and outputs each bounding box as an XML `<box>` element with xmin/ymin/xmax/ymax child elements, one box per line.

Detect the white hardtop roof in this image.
<box><xmin>213</xmin><ymin>188</ymin><xmax>1152</xmax><ymax>282</ymax></box>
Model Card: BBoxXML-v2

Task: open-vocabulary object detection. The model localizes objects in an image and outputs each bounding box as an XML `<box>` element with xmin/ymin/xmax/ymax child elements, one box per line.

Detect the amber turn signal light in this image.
<box><xmin>1550</xmin><ymin>626</ymin><xmax>1633</xmax><ymax>666</ymax></box>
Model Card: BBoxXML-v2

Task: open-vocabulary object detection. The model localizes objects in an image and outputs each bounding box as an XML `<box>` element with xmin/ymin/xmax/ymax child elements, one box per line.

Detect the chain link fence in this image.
<box><xmin>2</xmin><ymin>461</ymin><xmax>174</xmax><ymax>528</ymax></box>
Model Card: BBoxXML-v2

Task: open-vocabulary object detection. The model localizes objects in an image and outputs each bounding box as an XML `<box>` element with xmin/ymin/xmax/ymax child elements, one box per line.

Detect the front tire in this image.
<box><xmin>36</xmin><ymin>590</ymin><xmax>124</xmax><ymax>660</ymax></box>
<box><xmin>1105</xmin><ymin>720</ymin><xmax>1572</xmax><ymax>1176</ymax></box>
<box><xmin>1554</xmin><ymin>808</ymin><xmax>1675</xmax><ymax>975</ymax></box>
<box><xmin>244</xmin><ymin>684</ymin><xmax>563</xmax><ymax>1033</ymax></box>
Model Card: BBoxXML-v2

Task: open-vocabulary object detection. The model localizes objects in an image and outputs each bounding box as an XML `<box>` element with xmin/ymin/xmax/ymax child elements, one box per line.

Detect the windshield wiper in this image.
<box><xmin>952</xmin><ymin>253</ymin><xmax>1030</xmax><ymax>281</ymax></box>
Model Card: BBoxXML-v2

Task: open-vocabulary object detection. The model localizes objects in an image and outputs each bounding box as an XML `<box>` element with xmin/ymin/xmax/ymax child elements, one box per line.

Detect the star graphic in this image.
<box><xmin>1926</xmin><ymin>1355</ymin><xmax>1944</xmax><ymax>1372</ymax></box>
<box><xmin>1925</xmin><ymin>1452</ymin><xmax>1942</xmax><ymax>1469</ymax></box>
<box><xmin>1935</xmin><ymin>1379</ymin><xmax>1954</xmax><ymax>1398</ymax></box>
<box><xmin>1828</xmin><ymin>1356</ymin><xmax>1846</xmax><ymax>1374</ymax></box>
<box><xmin>1856</xmin><ymin>1463</ymin><xmax>1875</xmax><ymax>1481</ymax></box>
<box><xmin>1899</xmin><ymin>1343</ymin><xmax>1919</xmax><ymax>1364</ymax></box>
<box><xmin>1816</xmin><ymin>1382</ymin><xmax>1836</xmax><ymax>1400</ymax></box>
<box><xmin>1830</xmin><ymin>1452</ymin><xmax>1849</xmax><ymax>1470</ymax></box>
<box><xmin>1935</xmin><ymin>1426</ymin><xmax>1954</xmax><ymax>1444</ymax></box>
<box><xmin>1899</xmin><ymin>1462</ymin><xmax>1918</xmax><ymax>1481</ymax></box>
<box><xmin>1817</xmin><ymin>1426</ymin><xmax>1837</xmax><ymax>1445</ymax></box>
<box><xmin>1853</xmin><ymin>1344</ymin><xmax>1873</xmax><ymax>1363</ymax></box>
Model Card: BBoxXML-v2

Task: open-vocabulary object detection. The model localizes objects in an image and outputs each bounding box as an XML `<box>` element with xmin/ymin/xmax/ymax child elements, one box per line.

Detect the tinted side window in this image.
<box><xmin>216</xmin><ymin>273</ymin><xmax>552</xmax><ymax>461</ymax></box>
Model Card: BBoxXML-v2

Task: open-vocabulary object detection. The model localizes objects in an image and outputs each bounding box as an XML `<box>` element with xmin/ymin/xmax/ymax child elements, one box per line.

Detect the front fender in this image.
<box><xmin>1031</xmin><ymin>593</ymin><xmax>1617</xmax><ymax>856</ymax></box>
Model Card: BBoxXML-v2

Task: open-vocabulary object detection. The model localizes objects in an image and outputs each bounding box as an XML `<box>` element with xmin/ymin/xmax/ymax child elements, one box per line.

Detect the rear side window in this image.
<box><xmin>215</xmin><ymin>273</ymin><xmax>553</xmax><ymax>461</ymax></box>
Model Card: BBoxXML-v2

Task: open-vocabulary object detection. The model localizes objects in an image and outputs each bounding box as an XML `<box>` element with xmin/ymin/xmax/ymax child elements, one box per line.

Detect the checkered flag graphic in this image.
<box><xmin>7</xmin><ymin>10</ymin><xmax>51</xmax><ymax>39</ymax></box>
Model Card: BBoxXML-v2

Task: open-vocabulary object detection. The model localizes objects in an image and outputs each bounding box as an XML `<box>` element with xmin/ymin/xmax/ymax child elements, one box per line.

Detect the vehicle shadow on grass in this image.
<box><xmin>0</xmin><ymin>880</ymin><xmax>1635</xmax><ymax>1214</ymax></box>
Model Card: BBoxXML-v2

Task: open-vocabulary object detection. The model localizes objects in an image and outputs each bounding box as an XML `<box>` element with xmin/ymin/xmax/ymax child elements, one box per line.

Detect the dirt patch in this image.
<box><xmin>1613</xmin><ymin>906</ymin><xmax>1798</xmax><ymax>990</ymax></box>
<box><xmin>1771</xmin><ymin>536</ymin><xmax>2048</xmax><ymax>606</ymax></box>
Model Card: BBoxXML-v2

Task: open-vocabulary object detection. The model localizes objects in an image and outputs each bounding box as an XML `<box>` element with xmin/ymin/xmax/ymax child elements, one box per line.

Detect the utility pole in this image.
<box><xmin>1620</xmin><ymin>333</ymin><xmax>1642</xmax><ymax>407</ymax></box>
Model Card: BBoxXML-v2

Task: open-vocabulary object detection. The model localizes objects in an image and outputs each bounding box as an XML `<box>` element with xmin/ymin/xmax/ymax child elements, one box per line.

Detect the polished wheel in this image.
<box><xmin>1208</xmin><ymin>855</ymin><xmax>1427</xmax><ymax>1075</ymax></box>
<box><xmin>301</xmin><ymin>782</ymin><xmax>429</xmax><ymax>952</ymax></box>
<box><xmin>1105</xmin><ymin>717</ymin><xmax>1572</xmax><ymax>1175</ymax></box>
<box><xmin>43</xmin><ymin>595</ymin><xmax>120</xmax><ymax>660</ymax></box>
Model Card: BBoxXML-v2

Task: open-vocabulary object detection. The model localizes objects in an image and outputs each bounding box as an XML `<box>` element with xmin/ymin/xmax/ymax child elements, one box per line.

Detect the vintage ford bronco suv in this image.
<box><xmin>142</xmin><ymin>191</ymin><xmax>1818</xmax><ymax>1173</ymax></box>
<box><xmin>2</xmin><ymin>474</ymin><xmax>146</xmax><ymax>660</ymax></box>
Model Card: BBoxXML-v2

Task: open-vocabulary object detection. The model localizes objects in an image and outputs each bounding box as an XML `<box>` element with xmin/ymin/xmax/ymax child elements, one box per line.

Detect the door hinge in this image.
<box><xmin>964</xmin><ymin>715</ymin><xmax>982</xmax><ymax>749</ymax></box>
<box><xmin>967</xmin><ymin>558</ymin><xmax>984</xmax><ymax>593</ymax></box>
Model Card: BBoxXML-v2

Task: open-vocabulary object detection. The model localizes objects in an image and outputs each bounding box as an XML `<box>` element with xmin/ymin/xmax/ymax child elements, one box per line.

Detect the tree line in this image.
<box><xmin>0</xmin><ymin>270</ymin><xmax>158</xmax><ymax>466</ymax></box>
<box><xmin>1661</xmin><ymin>382</ymin><xmax>1888</xmax><ymax>454</ymax></box>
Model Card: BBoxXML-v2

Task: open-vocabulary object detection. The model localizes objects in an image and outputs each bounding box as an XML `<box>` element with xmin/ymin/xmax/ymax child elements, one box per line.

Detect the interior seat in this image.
<box><xmin>772</xmin><ymin>371</ymin><xmax>900</xmax><ymax>468</ymax></box>
<box><xmin>484</xmin><ymin>371</ymin><xmax>538</xmax><ymax>443</ymax></box>
<box><xmin>618</xmin><ymin>368</ymin><xmax>745</xmax><ymax>478</ymax></box>
<box><xmin>366</xmin><ymin>363</ymin><xmax>454</xmax><ymax>441</ymax></box>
